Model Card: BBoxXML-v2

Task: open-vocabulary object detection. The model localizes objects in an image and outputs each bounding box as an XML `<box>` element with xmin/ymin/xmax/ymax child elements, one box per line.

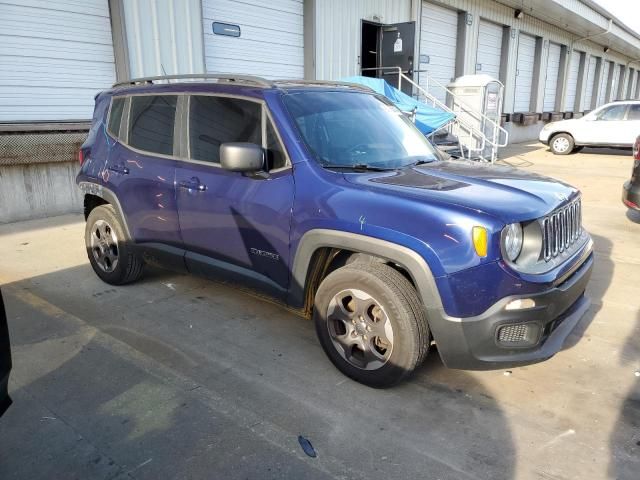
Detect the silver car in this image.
<box><xmin>539</xmin><ymin>101</ymin><xmax>640</xmax><ymax>155</ymax></box>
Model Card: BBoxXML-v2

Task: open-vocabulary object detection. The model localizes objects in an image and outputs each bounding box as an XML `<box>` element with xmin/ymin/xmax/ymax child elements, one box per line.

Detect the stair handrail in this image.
<box><xmin>413</xmin><ymin>69</ymin><xmax>509</xmax><ymax>148</ymax></box>
<box><xmin>360</xmin><ymin>66</ymin><xmax>489</xmax><ymax>160</ymax></box>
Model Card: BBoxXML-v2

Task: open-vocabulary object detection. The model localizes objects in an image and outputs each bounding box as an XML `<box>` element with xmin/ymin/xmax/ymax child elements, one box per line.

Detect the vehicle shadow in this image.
<box><xmin>0</xmin><ymin>259</ymin><xmax>518</xmax><ymax>480</ymax></box>
<box><xmin>607</xmin><ymin>309</ymin><xmax>640</xmax><ymax>480</ymax></box>
<box><xmin>579</xmin><ymin>147</ymin><xmax>632</xmax><ymax>156</ymax></box>
<box><xmin>561</xmin><ymin>232</ymin><xmax>611</xmax><ymax>351</ymax></box>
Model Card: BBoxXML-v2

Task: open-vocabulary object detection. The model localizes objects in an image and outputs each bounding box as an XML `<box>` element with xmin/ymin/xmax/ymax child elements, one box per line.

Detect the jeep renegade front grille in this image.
<box><xmin>541</xmin><ymin>199</ymin><xmax>582</xmax><ymax>261</ymax></box>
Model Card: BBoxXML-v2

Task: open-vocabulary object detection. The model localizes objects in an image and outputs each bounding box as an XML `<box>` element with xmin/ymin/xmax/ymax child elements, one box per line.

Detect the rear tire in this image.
<box><xmin>85</xmin><ymin>205</ymin><xmax>144</xmax><ymax>285</ymax></box>
<box><xmin>550</xmin><ymin>133</ymin><xmax>575</xmax><ymax>155</ymax></box>
<box><xmin>313</xmin><ymin>262</ymin><xmax>429</xmax><ymax>388</ymax></box>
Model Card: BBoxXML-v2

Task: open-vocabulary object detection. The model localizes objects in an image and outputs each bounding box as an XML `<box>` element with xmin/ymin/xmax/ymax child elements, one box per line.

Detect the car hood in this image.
<box><xmin>341</xmin><ymin>160</ymin><xmax>579</xmax><ymax>223</ymax></box>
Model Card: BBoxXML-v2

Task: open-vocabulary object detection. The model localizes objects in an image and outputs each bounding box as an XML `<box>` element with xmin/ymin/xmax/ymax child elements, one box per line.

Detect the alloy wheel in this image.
<box><xmin>90</xmin><ymin>219</ymin><xmax>119</xmax><ymax>273</ymax></box>
<box><xmin>326</xmin><ymin>289</ymin><xmax>394</xmax><ymax>370</ymax></box>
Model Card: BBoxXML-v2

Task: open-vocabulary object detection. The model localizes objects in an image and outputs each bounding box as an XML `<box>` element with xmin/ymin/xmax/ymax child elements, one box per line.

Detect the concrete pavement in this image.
<box><xmin>0</xmin><ymin>143</ymin><xmax>638</xmax><ymax>479</ymax></box>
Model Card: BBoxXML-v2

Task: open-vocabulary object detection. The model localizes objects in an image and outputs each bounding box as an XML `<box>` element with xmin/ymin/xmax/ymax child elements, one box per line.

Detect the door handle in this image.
<box><xmin>179</xmin><ymin>177</ymin><xmax>207</xmax><ymax>192</ymax></box>
<box><xmin>107</xmin><ymin>164</ymin><xmax>129</xmax><ymax>175</ymax></box>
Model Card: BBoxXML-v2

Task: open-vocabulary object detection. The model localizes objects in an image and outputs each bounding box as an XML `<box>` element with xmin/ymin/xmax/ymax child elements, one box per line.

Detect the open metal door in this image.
<box><xmin>380</xmin><ymin>21</ymin><xmax>415</xmax><ymax>95</ymax></box>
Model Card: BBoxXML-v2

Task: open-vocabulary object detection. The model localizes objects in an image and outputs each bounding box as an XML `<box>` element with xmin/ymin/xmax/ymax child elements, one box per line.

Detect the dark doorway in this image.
<box><xmin>361</xmin><ymin>21</ymin><xmax>381</xmax><ymax>78</ymax></box>
<box><xmin>360</xmin><ymin>20</ymin><xmax>415</xmax><ymax>95</ymax></box>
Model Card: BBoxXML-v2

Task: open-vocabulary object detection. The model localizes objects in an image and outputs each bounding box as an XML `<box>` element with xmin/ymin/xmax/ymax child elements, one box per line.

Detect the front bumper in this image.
<box><xmin>623</xmin><ymin>180</ymin><xmax>640</xmax><ymax>210</ymax></box>
<box><xmin>433</xmin><ymin>251</ymin><xmax>593</xmax><ymax>370</ymax></box>
<box><xmin>538</xmin><ymin>128</ymin><xmax>553</xmax><ymax>144</ymax></box>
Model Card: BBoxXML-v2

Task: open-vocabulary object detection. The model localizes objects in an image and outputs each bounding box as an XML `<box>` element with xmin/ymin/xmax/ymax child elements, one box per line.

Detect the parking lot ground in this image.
<box><xmin>0</xmin><ymin>142</ymin><xmax>638</xmax><ymax>480</ymax></box>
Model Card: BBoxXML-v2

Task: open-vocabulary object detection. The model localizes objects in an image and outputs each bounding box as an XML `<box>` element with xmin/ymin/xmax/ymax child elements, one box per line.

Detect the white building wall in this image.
<box><xmin>314</xmin><ymin>0</ymin><xmax>412</xmax><ymax>80</ymax></box>
<box><xmin>123</xmin><ymin>0</ymin><xmax>205</xmax><ymax>78</ymax></box>
<box><xmin>421</xmin><ymin>0</ymin><xmax>634</xmax><ymax>114</ymax></box>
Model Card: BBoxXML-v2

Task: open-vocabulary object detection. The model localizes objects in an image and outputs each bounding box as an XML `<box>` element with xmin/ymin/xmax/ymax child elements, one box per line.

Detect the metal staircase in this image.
<box><xmin>372</xmin><ymin>67</ymin><xmax>509</xmax><ymax>162</ymax></box>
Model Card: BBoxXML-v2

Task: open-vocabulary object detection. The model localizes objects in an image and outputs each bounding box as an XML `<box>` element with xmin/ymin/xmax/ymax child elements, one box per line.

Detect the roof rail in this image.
<box><xmin>273</xmin><ymin>79</ymin><xmax>374</xmax><ymax>92</ymax></box>
<box><xmin>112</xmin><ymin>73</ymin><xmax>274</xmax><ymax>89</ymax></box>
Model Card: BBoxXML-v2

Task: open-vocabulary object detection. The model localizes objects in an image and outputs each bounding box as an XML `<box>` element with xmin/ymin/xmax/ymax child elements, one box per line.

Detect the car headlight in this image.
<box><xmin>541</xmin><ymin>123</ymin><xmax>553</xmax><ymax>131</ymax></box>
<box><xmin>502</xmin><ymin>223</ymin><xmax>523</xmax><ymax>262</ymax></box>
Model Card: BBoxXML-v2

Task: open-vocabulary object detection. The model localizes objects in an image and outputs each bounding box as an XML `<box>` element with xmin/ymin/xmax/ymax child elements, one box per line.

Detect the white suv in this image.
<box><xmin>539</xmin><ymin>101</ymin><xmax>640</xmax><ymax>155</ymax></box>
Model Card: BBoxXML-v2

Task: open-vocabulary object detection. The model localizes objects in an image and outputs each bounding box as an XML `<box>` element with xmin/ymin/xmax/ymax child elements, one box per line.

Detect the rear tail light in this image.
<box><xmin>78</xmin><ymin>149</ymin><xmax>85</xmax><ymax>165</ymax></box>
<box><xmin>633</xmin><ymin>136</ymin><xmax>640</xmax><ymax>160</ymax></box>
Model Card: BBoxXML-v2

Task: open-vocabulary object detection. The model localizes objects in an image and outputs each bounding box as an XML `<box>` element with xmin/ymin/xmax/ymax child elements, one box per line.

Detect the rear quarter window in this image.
<box><xmin>107</xmin><ymin>97</ymin><xmax>125</xmax><ymax>137</ymax></box>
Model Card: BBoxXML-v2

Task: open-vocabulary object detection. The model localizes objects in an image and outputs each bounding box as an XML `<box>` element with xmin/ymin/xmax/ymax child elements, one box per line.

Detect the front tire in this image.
<box><xmin>550</xmin><ymin>133</ymin><xmax>575</xmax><ymax>155</ymax></box>
<box><xmin>85</xmin><ymin>205</ymin><xmax>144</xmax><ymax>285</ymax></box>
<box><xmin>313</xmin><ymin>262</ymin><xmax>429</xmax><ymax>388</ymax></box>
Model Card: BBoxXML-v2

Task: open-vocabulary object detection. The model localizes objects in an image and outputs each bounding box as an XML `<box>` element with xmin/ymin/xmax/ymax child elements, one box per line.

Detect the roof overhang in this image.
<box><xmin>497</xmin><ymin>0</ymin><xmax>640</xmax><ymax>63</ymax></box>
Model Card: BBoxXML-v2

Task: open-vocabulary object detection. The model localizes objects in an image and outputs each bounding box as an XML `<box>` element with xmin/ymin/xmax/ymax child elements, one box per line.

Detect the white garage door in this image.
<box><xmin>543</xmin><ymin>42</ymin><xmax>561</xmax><ymax>111</ymax></box>
<box><xmin>514</xmin><ymin>32</ymin><xmax>536</xmax><ymax>112</ymax></box>
<box><xmin>627</xmin><ymin>68</ymin><xmax>636</xmax><ymax>99</ymax></box>
<box><xmin>420</xmin><ymin>2</ymin><xmax>458</xmax><ymax>104</ymax></box>
<box><xmin>610</xmin><ymin>63</ymin><xmax>620</xmax><ymax>101</ymax></box>
<box><xmin>564</xmin><ymin>50</ymin><xmax>581</xmax><ymax>111</ymax></box>
<box><xmin>201</xmin><ymin>0</ymin><xmax>303</xmax><ymax>79</ymax></box>
<box><xmin>476</xmin><ymin>20</ymin><xmax>502</xmax><ymax>80</ymax></box>
<box><xmin>636</xmin><ymin>72</ymin><xmax>640</xmax><ymax>99</ymax></box>
<box><xmin>597</xmin><ymin>60</ymin><xmax>611</xmax><ymax>106</ymax></box>
<box><xmin>0</xmin><ymin>0</ymin><xmax>116</xmax><ymax>122</ymax></box>
<box><xmin>583</xmin><ymin>56</ymin><xmax>597</xmax><ymax>110</ymax></box>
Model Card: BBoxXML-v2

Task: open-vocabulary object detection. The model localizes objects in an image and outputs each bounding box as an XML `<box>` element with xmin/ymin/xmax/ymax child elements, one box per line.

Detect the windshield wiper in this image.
<box><xmin>321</xmin><ymin>163</ymin><xmax>395</xmax><ymax>172</ymax></box>
<box><xmin>408</xmin><ymin>158</ymin><xmax>436</xmax><ymax>167</ymax></box>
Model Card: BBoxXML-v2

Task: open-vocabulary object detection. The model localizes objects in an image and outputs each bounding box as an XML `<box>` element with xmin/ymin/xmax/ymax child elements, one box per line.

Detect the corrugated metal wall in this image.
<box><xmin>123</xmin><ymin>0</ymin><xmax>205</xmax><ymax>78</ymax></box>
<box><xmin>314</xmin><ymin>0</ymin><xmax>412</xmax><ymax>80</ymax></box>
<box><xmin>201</xmin><ymin>0</ymin><xmax>304</xmax><ymax>79</ymax></box>
<box><xmin>428</xmin><ymin>0</ymin><xmax>635</xmax><ymax>113</ymax></box>
<box><xmin>0</xmin><ymin>0</ymin><xmax>116</xmax><ymax>121</ymax></box>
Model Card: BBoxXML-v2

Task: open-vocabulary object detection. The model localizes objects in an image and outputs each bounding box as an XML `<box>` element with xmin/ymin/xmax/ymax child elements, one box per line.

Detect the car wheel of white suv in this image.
<box><xmin>550</xmin><ymin>133</ymin><xmax>575</xmax><ymax>155</ymax></box>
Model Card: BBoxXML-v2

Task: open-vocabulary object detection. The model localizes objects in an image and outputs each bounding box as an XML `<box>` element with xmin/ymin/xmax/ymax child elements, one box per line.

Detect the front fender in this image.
<box><xmin>288</xmin><ymin>228</ymin><xmax>444</xmax><ymax>308</ymax></box>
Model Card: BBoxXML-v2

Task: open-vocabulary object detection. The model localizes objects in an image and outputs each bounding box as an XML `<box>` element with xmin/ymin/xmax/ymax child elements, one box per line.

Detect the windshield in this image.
<box><xmin>282</xmin><ymin>91</ymin><xmax>439</xmax><ymax>169</ymax></box>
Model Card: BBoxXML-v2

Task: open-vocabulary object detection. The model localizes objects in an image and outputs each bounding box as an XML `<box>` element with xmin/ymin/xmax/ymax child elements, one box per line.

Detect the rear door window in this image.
<box><xmin>627</xmin><ymin>104</ymin><xmax>640</xmax><ymax>120</ymax></box>
<box><xmin>107</xmin><ymin>97</ymin><xmax>125</xmax><ymax>138</ymax></box>
<box><xmin>128</xmin><ymin>95</ymin><xmax>178</xmax><ymax>155</ymax></box>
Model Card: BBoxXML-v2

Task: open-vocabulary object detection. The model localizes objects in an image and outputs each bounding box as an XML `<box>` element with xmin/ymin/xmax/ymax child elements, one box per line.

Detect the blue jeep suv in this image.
<box><xmin>77</xmin><ymin>74</ymin><xmax>593</xmax><ymax>387</ymax></box>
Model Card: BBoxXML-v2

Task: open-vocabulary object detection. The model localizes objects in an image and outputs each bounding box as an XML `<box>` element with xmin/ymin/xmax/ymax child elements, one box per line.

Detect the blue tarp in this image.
<box><xmin>341</xmin><ymin>76</ymin><xmax>455</xmax><ymax>134</ymax></box>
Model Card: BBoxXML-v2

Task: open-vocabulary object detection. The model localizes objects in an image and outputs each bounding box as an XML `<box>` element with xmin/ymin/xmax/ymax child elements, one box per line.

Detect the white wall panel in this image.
<box><xmin>597</xmin><ymin>60</ymin><xmax>611</xmax><ymax>106</ymax></box>
<box><xmin>564</xmin><ymin>50</ymin><xmax>581</xmax><ymax>111</ymax></box>
<box><xmin>583</xmin><ymin>55</ymin><xmax>597</xmax><ymax>109</ymax></box>
<box><xmin>124</xmin><ymin>0</ymin><xmax>204</xmax><ymax>79</ymax></box>
<box><xmin>0</xmin><ymin>0</ymin><xmax>116</xmax><ymax>121</ymax></box>
<box><xmin>514</xmin><ymin>32</ymin><xmax>536</xmax><ymax>112</ymax></box>
<box><xmin>543</xmin><ymin>42</ymin><xmax>561</xmax><ymax>111</ymax></box>
<box><xmin>476</xmin><ymin>19</ymin><xmax>502</xmax><ymax>80</ymax></box>
<box><xmin>202</xmin><ymin>0</ymin><xmax>303</xmax><ymax>79</ymax></box>
<box><xmin>610</xmin><ymin>63</ymin><xmax>620</xmax><ymax>102</ymax></box>
<box><xmin>420</xmin><ymin>2</ymin><xmax>459</xmax><ymax>104</ymax></box>
<box><xmin>626</xmin><ymin>67</ymin><xmax>636</xmax><ymax>99</ymax></box>
<box><xmin>314</xmin><ymin>0</ymin><xmax>412</xmax><ymax>80</ymax></box>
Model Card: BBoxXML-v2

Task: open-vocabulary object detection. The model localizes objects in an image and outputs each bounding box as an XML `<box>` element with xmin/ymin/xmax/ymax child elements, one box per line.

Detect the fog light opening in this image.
<box><xmin>505</xmin><ymin>298</ymin><xmax>536</xmax><ymax>311</ymax></box>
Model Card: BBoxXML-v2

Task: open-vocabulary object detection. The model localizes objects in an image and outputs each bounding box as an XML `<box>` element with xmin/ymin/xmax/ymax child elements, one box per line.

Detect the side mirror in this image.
<box><xmin>220</xmin><ymin>143</ymin><xmax>264</xmax><ymax>172</ymax></box>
